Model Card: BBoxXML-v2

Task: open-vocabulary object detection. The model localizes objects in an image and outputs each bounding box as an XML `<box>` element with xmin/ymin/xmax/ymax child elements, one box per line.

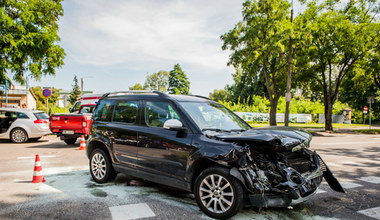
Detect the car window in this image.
<box><xmin>0</xmin><ymin>111</ymin><xmax>17</xmax><ymax>119</ymax></box>
<box><xmin>17</xmin><ymin>112</ymin><xmax>29</xmax><ymax>119</ymax></box>
<box><xmin>34</xmin><ymin>112</ymin><xmax>49</xmax><ymax>120</ymax></box>
<box><xmin>93</xmin><ymin>100</ymin><xmax>115</xmax><ymax>122</ymax></box>
<box><xmin>113</xmin><ymin>101</ymin><xmax>139</xmax><ymax>124</ymax></box>
<box><xmin>145</xmin><ymin>101</ymin><xmax>181</xmax><ymax>128</ymax></box>
<box><xmin>71</xmin><ymin>101</ymin><xmax>81</xmax><ymax>112</ymax></box>
<box><xmin>79</xmin><ymin>106</ymin><xmax>95</xmax><ymax>114</ymax></box>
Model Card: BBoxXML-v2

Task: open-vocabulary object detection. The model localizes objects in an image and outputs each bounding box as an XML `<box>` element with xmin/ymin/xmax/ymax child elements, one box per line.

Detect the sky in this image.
<box><xmin>29</xmin><ymin>0</ymin><xmax>246</xmax><ymax>96</ymax></box>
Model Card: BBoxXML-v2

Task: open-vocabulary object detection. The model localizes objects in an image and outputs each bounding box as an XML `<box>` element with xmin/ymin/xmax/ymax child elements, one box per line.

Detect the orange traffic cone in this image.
<box><xmin>32</xmin><ymin>154</ymin><xmax>45</xmax><ymax>183</ymax></box>
<box><xmin>78</xmin><ymin>135</ymin><xmax>86</xmax><ymax>150</ymax></box>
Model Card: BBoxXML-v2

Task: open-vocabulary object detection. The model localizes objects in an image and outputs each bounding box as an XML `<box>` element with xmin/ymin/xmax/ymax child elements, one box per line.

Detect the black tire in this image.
<box><xmin>10</xmin><ymin>128</ymin><xmax>29</xmax><ymax>143</ymax></box>
<box><xmin>64</xmin><ymin>138</ymin><xmax>77</xmax><ymax>145</ymax></box>
<box><xmin>194</xmin><ymin>167</ymin><xmax>245</xmax><ymax>219</ymax></box>
<box><xmin>89</xmin><ymin>148</ymin><xmax>117</xmax><ymax>183</ymax></box>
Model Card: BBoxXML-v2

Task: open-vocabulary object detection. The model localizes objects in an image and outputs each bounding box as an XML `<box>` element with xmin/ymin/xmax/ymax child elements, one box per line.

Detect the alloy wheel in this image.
<box><xmin>91</xmin><ymin>153</ymin><xmax>106</xmax><ymax>180</ymax></box>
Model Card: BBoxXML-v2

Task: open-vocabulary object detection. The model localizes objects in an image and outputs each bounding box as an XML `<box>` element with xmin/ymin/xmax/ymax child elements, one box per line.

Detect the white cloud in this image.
<box><xmin>48</xmin><ymin>0</ymin><xmax>244</xmax><ymax>95</ymax></box>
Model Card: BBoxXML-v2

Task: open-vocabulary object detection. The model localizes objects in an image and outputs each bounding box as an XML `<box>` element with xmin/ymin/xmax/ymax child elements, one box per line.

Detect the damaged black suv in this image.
<box><xmin>87</xmin><ymin>91</ymin><xmax>344</xmax><ymax>219</ymax></box>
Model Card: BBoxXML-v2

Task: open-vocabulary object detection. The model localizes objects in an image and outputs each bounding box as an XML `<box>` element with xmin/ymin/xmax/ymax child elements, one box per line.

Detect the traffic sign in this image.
<box><xmin>363</xmin><ymin>106</ymin><xmax>368</xmax><ymax>114</ymax></box>
<box><xmin>0</xmin><ymin>85</ymin><xmax>5</xmax><ymax>91</ymax></box>
<box><xmin>42</xmin><ymin>88</ymin><xmax>52</xmax><ymax>97</ymax></box>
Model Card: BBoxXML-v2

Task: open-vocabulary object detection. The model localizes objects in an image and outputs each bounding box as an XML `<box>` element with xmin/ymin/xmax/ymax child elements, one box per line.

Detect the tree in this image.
<box><xmin>209</xmin><ymin>89</ymin><xmax>229</xmax><ymax>102</ymax></box>
<box><xmin>129</xmin><ymin>83</ymin><xmax>145</xmax><ymax>90</ymax></box>
<box><xmin>168</xmin><ymin>64</ymin><xmax>190</xmax><ymax>94</ymax></box>
<box><xmin>144</xmin><ymin>71</ymin><xmax>169</xmax><ymax>91</ymax></box>
<box><xmin>0</xmin><ymin>0</ymin><xmax>65</xmax><ymax>84</ymax></box>
<box><xmin>297</xmin><ymin>0</ymin><xmax>379</xmax><ymax>131</ymax></box>
<box><xmin>221</xmin><ymin>0</ymin><xmax>292</xmax><ymax>126</ymax></box>
<box><xmin>69</xmin><ymin>76</ymin><xmax>81</xmax><ymax>105</ymax></box>
<box><xmin>31</xmin><ymin>86</ymin><xmax>60</xmax><ymax>105</ymax></box>
<box><xmin>226</xmin><ymin>66</ymin><xmax>268</xmax><ymax>104</ymax></box>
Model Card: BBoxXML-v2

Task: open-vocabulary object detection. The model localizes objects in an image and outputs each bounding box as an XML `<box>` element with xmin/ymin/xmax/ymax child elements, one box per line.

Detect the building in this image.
<box><xmin>0</xmin><ymin>85</ymin><xmax>37</xmax><ymax>109</ymax></box>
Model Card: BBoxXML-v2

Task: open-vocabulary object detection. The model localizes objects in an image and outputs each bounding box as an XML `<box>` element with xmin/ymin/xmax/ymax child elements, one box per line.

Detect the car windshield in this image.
<box><xmin>179</xmin><ymin>101</ymin><xmax>250</xmax><ymax>132</ymax></box>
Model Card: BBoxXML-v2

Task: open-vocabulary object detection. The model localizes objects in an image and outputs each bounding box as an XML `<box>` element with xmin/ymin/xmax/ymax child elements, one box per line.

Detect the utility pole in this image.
<box><xmin>81</xmin><ymin>77</ymin><xmax>84</xmax><ymax>96</ymax></box>
<box><xmin>285</xmin><ymin>0</ymin><xmax>294</xmax><ymax>126</ymax></box>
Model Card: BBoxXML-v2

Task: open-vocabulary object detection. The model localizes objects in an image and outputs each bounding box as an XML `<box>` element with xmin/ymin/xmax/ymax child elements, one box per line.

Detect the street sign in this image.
<box><xmin>363</xmin><ymin>106</ymin><xmax>368</xmax><ymax>114</ymax></box>
<box><xmin>0</xmin><ymin>85</ymin><xmax>5</xmax><ymax>91</ymax></box>
<box><xmin>367</xmin><ymin>96</ymin><xmax>374</xmax><ymax>104</ymax></box>
<box><xmin>42</xmin><ymin>88</ymin><xmax>52</xmax><ymax>97</ymax></box>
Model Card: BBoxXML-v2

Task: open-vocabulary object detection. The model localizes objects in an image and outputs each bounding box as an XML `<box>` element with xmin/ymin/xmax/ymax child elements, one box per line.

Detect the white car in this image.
<box><xmin>0</xmin><ymin>108</ymin><xmax>51</xmax><ymax>143</ymax></box>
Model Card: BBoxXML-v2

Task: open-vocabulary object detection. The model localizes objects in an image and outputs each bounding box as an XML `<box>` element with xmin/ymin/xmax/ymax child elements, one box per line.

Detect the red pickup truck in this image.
<box><xmin>50</xmin><ymin>104</ymin><xmax>95</xmax><ymax>144</ymax></box>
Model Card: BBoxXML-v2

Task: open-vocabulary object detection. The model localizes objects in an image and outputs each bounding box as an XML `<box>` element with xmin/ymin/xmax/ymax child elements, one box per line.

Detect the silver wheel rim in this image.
<box><xmin>199</xmin><ymin>174</ymin><xmax>234</xmax><ymax>214</ymax></box>
<box><xmin>12</xmin><ymin>129</ymin><xmax>26</xmax><ymax>143</ymax></box>
<box><xmin>91</xmin><ymin>153</ymin><xmax>106</xmax><ymax>180</ymax></box>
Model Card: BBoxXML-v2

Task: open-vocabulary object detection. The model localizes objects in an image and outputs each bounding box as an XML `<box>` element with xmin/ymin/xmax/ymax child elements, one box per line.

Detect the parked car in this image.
<box><xmin>50</xmin><ymin>104</ymin><xmax>94</xmax><ymax>144</ymax></box>
<box><xmin>0</xmin><ymin>108</ymin><xmax>51</xmax><ymax>143</ymax></box>
<box><xmin>86</xmin><ymin>91</ymin><xmax>345</xmax><ymax>219</ymax></box>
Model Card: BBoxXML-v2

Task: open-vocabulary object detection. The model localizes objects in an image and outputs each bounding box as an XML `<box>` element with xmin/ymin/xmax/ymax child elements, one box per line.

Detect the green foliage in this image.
<box><xmin>220</xmin><ymin>96</ymin><xmax>269</xmax><ymax>113</ymax></box>
<box><xmin>0</xmin><ymin>0</ymin><xmax>65</xmax><ymax>83</ymax></box>
<box><xmin>69</xmin><ymin>75</ymin><xmax>81</xmax><ymax>105</ymax></box>
<box><xmin>31</xmin><ymin>86</ymin><xmax>60</xmax><ymax>105</ymax></box>
<box><xmin>209</xmin><ymin>89</ymin><xmax>229</xmax><ymax>102</ymax></box>
<box><xmin>129</xmin><ymin>83</ymin><xmax>145</xmax><ymax>90</ymax></box>
<box><xmin>221</xmin><ymin>0</ymin><xmax>294</xmax><ymax>125</ymax></box>
<box><xmin>295</xmin><ymin>0</ymin><xmax>379</xmax><ymax>130</ymax></box>
<box><xmin>168</xmin><ymin>64</ymin><xmax>190</xmax><ymax>94</ymax></box>
<box><xmin>144</xmin><ymin>71</ymin><xmax>169</xmax><ymax>91</ymax></box>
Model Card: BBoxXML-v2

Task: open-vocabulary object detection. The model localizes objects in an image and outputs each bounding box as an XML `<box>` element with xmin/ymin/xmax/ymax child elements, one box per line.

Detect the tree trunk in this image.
<box><xmin>269</xmin><ymin>96</ymin><xmax>279</xmax><ymax>126</ymax></box>
<box><xmin>324</xmin><ymin>98</ymin><xmax>333</xmax><ymax>131</ymax></box>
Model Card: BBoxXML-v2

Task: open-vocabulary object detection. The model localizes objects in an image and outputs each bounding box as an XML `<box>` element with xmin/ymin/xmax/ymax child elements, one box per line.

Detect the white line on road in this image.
<box><xmin>17</xmin><ymin>155</ymin><xmax>57</xmax><ymax>159</ymax></box>
<box><xmin>357</xmin><ymin>176</ymin><xmax>380</xmax><ymax>184</ymax></box>
<box><xmin>109</xmin><ymin>203</ymin><xmax>156</xmax><ymax>220</ymax></box>
<box><xmin>340</xmin><ymin>182</ymin><xmax>363</xmax><ymax>189</ymax></box>
<box><xmin>357</xmin><ymin>206</ymin><xmax>380</xmax><ymax>220</ymax></box>
<box><xmin>318</xmin><ymin>141</ymin><xmax>379</xmax><ymax>146</ymax></box>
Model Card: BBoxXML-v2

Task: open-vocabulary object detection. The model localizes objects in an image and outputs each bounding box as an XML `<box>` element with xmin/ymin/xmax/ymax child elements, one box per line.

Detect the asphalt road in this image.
<box><xmin>0</xmin><ymin>133</ymin><xmax>379</xmax><ymax>220</ymax></box>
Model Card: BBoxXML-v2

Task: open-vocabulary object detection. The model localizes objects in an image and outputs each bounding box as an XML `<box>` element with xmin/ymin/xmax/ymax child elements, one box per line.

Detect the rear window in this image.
<box><xmin>34</xmin><ymin>112</ymin><xmax>49</xmax><ymax>120</ymax></box>
<box><xmin>113</xmin><ymin>101</ymin><xmax>138</xmax><ymax>124</ymax></box>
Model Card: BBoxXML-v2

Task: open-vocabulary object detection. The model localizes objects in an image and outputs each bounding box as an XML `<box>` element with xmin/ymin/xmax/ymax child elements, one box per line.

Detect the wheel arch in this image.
<box><xmin>87</xmin><ymin>139</ymin><xmax>112</xmax><ymax>161</ymax></box>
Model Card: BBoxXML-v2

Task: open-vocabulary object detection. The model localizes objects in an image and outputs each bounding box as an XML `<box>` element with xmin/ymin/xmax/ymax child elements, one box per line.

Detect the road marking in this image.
<box><xmin>17</xmin><ymin>155</ymin><xmax>57</xmax><ymax>159</ymax></box>
<box><xmin>109</xmin><ymin>203</ymin><xmax>156</xmax><ymax>220</ymax></box>
<box><xmin>318</xmin><ymin>141</ymin><xmax>380</xmax><ymax>145</ymax></box>
<box><xmin>316</xmin><ymin>189</ymin><xmax>326</xmax><ymax>194</ymax></box>
<box><xmin>341</xmin><ymin>161</ymin><xmax>360</xmax><ymax>165</ymax></box>
<box><xmin>357</xmin><ymin>176</ymin><xmax>380</xmax><ymax>184</ymax></box>
<box><xmin>326</xmin><ymin>162</ymin><xmax>344</xmax><ymax>168</ymax></box>
<box><xmin>340</xmin><ymin>182</ymin><xmax>363</xmax><ymax>189</ymax></box>
<box><xmin>357</xmin><ymin>206</ymin><xmax>380</xmax><ymax>220</ymax></box>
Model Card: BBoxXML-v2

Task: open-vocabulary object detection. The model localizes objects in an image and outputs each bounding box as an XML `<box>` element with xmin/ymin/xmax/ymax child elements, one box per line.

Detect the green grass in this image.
<box><xmin>247</xmin><ymin>122</ymin><xmax>370</xmax><ymax>129</ymax></box>
<box><xmin>351</xmin><ymin>129</ymin><xmax>380</xmax><ymax>134</ymax></box>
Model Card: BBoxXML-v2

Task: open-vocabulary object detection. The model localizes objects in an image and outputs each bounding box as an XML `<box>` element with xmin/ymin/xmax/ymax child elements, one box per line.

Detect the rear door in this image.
<box><xmin>136</xmin><ymin>100</ymin><xmax>194</xmax><ymax>180</ymax></box>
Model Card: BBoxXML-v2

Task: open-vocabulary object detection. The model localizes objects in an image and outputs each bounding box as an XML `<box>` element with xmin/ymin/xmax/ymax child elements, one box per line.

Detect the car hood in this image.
<box><xmin>215</xmin><ymin>127</ymin><xmax>312</xmax><ymax>151</ymax></box>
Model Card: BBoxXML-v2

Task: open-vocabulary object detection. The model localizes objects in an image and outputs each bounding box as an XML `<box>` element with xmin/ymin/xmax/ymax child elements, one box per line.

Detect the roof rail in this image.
<box><xmin>101</xmin><ymin>90</ymin><xmax>169</xmax><ymax>99</ymax></box>
<box><xmin>191</xmin><ymin>95</ymin><xmax>211</xmax><ymax>100</ymax></box>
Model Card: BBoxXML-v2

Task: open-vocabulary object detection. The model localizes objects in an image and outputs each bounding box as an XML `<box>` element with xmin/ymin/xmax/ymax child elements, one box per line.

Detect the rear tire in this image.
<box><xmin>194</xmin><ymin>167</ymin><xmax>245</xmax><ymax>219</ymax></box>
<box><xmin>64</xmin><ymin>138</ymin><xmax>77</xmax><ymax>145</ymax></box>
<box><xmin>90</xmin><ymin>148</ymin><xmax>117</xmax><ymax>183</ymax></box>
<box><xmin>10</xmin><ymin>128</ymin><xmax>29</xmax><ymax>143</ymax></box>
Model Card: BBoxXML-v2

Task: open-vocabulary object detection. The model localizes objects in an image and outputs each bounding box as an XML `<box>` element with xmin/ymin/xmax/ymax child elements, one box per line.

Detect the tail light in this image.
<box><xmin>34</xmin><ymin>119</ymin><xmax>48</xmax><ymax>124</ymax></box>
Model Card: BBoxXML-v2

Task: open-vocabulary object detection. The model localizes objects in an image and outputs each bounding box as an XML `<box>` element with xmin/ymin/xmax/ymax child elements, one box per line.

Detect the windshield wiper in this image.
<box><xmin>202</xmin><ymin>128</ymin><xmax>231</xmax><ymax>132</ymax></box>
<box><xmin>230</xmin><ymin>129</ymin><xmax>246</xmax><ymax>132</ymax></box>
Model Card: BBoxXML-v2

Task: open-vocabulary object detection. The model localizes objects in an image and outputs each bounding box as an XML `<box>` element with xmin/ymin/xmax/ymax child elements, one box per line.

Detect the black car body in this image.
<box><xmin>86</xmin><ymin>91</ymin><xmax>344</xmax><ymax>219</ymax></box>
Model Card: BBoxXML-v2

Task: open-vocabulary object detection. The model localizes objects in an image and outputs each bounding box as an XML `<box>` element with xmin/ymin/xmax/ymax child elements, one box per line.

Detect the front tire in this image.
<box><xmin>10</xmin><ymin>128</ymin><xmax>29</xmax><ymax>143</ymax></box>
<box><xmin>90</xmin><ymin>148</ymin><xmax>116</xmax><ymax>183</ymax></box>
<box><xmin>194</xmin><ymin>167</ymin><xmax>245</xmax><ymax>219</ymax></box>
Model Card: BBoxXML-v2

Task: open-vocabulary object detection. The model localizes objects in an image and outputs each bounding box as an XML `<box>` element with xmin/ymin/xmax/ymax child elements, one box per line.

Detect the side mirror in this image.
<box><xmin>163</xmin><ymin>119</ymin><xmax>184</xmax><ymax>131</ymax></box>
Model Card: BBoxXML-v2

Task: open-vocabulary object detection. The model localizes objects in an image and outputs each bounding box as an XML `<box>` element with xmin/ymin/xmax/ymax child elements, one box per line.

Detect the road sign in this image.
<box><xmin>367</xmin><ymin>96</ymin><xmax>374</xmax><ymax>104</ymax></box>
<box><xmin>42</xmin><ymin>88</ymin><xmax>52</xmax><ymax>97</ymax></box>
<box><xmin>364</xmin><ymin>106</ymin><xmax>368</xmax><ymax>114</ymax></box>
<box><xmin>0</xmin><ymin>85</ymin><xmax>5</xmax><ymax>91</ymax></box>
